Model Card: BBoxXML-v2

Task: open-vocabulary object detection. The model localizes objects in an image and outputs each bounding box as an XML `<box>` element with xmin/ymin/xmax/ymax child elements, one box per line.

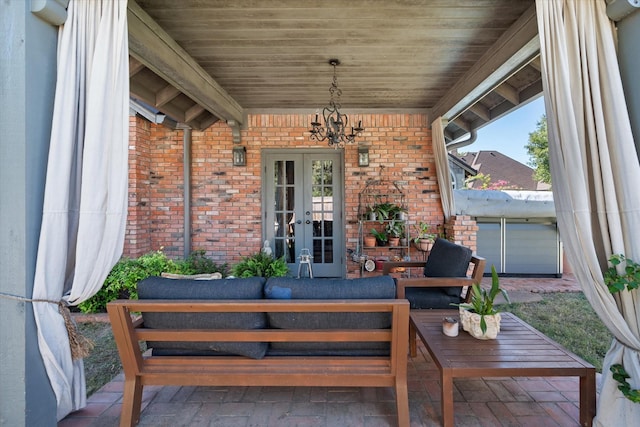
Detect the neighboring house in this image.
<box><xmin>448</xmin><ymin>153</ymin><xmax>477</xmax><ymax>189</ymax></box>
<box><xmin>453</xmin><ymin>151</ymin><xmax>558</xmax><ymax>276</ymax></box>
<box><xmin>458</xmin><ymin>150</ymin><xmax>551</xmax><ymax>190</ymax></box>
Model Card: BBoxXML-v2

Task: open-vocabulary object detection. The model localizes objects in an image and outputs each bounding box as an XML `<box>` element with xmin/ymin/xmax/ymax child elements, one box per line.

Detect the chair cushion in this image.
<box><xmin>424</xmin><ymin>238</ymin><xmax>472</xmax><ymax>297</ymax></box>
<box><xmin>137</xmin><ymin>276</ymin><xmax>268</xmax><ymax>359</ymax></box>
<box><xmin>404</xmin><ymin>288</ymin><xmax>462</xmax><ymax>309</ymax></box>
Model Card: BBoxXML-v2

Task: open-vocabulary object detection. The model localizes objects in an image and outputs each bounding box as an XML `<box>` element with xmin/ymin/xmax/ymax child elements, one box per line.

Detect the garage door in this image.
<box><xmin>476</xmin><ymin>217</ymin><xmax>561</xmax><ymax>276</ymax></box>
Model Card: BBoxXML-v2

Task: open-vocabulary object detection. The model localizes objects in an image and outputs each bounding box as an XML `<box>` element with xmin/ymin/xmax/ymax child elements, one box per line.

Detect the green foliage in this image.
<box><xmin>370</xmin><ymin>228</ymin><xmax>388</xmax><ymax>244</ymax></box>
<box><xmin>385</xmin><ymin>219</ymin><xmax>405</xmax><ymax>238</ymax></box>
<box><xmin>458</xmin><ymin>265</ymin><xmax>510</xmax><ymax>334</ymax></box>
<box><xmin>611</xmin><ymin>364</ymin><xmax>640</xmax><ymax>403</ymax></box>
<box><xmin>78</xmin><ymin>249</ymin><xmax>228</xmax><ymax>313</ymax></box>
<box><xmin>412</xmin><ymin>222</ymin><xmax>436</xmax><ymax>243</ymax></box>
<box><xmin>185</xmin><ymin>250</ymin><xmax>229</xmax><ymax>276</ymax></box>
<box><xmin>525</xmin><ymin>114</ymin><xmax>551</xmax><ymax>185</ymax></box>
<box><xmin>231</xmin><ymin>252</ymin><xmax>289</xmax><ymax>278</ymax></box>
<box><xmin>604</xmin><ymin>254</ymin><xmax>640</xmax><ymax>293</ymax></box>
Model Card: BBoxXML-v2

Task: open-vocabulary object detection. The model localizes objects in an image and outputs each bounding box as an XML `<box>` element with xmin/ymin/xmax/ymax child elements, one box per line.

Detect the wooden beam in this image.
<box><xmin>129</xmin><ymin>56</ymin><xmax>145</xmax><ymax>77</ymax></box>
<box><xmin>494</xmin><ymin>82</ymin><xmax>520</xmax><ymax>106</ymax></box>
<box><xmin>156</xmin><ymin>84</ymin><xmax>181</xmax><ymax>107</ymax></box>
<box><xmin>130</xmin><ymin>80</ymin><xmax>187</xmax><ymax>123</ymax></box>
<box><xmin>430</xmin><ymin>4</ymin><xmax>539</xmax><ymax>122</ymax></box>
<box><xmin>198</xmin><ymin>115</ymin><xmax>221</xmax><ymax>130</ymax></box>
<box><xmin>469</xmin><ymin>103</ymin><xmax>491</xmax><ymax>122</ymax></box>
<box><xmin>184</xmin><ymin>104</ymin><xmax>205</xmax><ymax>123</ymax></box>
<box><xmin>128</xmin><ymin>0</ymin><xmax>243</xmax><ymax>123</ymax></box>
<box><xmin>452</xmin><ymin>118</ymin><xmax>471</xmax><ymax>133</ymax></box>
<box><xmin>528</xmin><ymin>56</ymin><xmax>542</xmax><ymax>72</ymax></box>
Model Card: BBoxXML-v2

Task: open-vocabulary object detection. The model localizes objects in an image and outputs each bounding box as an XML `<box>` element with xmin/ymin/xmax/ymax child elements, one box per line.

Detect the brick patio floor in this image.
<box><xmin>60</xmin><ymin>275</ymin><xmax>594</xmax><ymax>426</ymax></box>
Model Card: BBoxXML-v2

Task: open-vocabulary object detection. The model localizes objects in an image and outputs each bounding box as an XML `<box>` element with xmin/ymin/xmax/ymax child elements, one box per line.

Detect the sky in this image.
<box><xmin>464</xmin><ymin>96</ymin><xmax>546</xmax><ymax>166</ymax></box>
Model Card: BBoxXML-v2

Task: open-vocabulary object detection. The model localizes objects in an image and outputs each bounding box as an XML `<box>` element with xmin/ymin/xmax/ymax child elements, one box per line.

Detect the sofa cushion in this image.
<box><xmin>137</xmin><ymin>276</ymin><xmax>268</xmax><ymax>359</ymax></box>
<box><xmin>264</xmin><ymin>276</ymin><xmax>395</xmax><ymax>355</ymax></box>
<box><xmin>423</xmin><ymin>238</ymin><xmax>472</xmax><ymax>297</ymax></box>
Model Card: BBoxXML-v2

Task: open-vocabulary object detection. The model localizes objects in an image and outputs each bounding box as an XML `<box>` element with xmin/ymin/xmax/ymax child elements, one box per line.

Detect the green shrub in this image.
<box><xmin>185</xmin><ymin>250</ymin><xmax>229</xmax><ymax>276</ymax></box>
<box><xmin>231</xmin><ymin>252</ymin><xmax>289</xmax><ymax>278</ymax></box>
<box><xmin>78</xmin><ymin>249</ymin><xmax>228</xmax><ymax>313</ymax></box>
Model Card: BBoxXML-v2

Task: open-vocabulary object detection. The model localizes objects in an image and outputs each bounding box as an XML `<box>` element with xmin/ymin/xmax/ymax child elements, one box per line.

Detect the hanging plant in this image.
<box><xmin>604</xmin><ymin>254</ymin><xmax>640</xmax><ymax>293</ymax></box>
<box><xmin>604</xmin><ymin>254</ymin><xmax>640</xmax><ymax>403</ymax></box>
<box><xmin>610</xmin><ymin>364</ymin><xmax>640</xmax><ymax>403</ymax></box>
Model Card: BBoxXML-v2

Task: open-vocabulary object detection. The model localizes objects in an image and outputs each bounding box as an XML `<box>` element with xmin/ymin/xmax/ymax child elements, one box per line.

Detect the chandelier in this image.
<box><xmin>309</xmin><ymin>59</ymin><xmax>364</xmax><ymax>147</ymax></box>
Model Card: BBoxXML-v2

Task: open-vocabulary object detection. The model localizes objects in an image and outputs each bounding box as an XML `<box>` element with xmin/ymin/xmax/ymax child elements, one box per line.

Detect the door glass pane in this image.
<box><xmin>273</xmin><ymin>160</ymin><xmax>295</xmax><ymax>262</ymax></box>
<box><xmin>310</xmin><ymin>159</ymin><xmax>334</xmax><ymax>264</ymax></box>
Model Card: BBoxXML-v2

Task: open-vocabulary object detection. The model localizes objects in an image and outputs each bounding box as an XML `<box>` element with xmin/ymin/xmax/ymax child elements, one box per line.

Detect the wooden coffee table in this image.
<box><xmin>410</xmin><ymin>310</ymin><xmax>596</xmax><ymax>427</ymax></box>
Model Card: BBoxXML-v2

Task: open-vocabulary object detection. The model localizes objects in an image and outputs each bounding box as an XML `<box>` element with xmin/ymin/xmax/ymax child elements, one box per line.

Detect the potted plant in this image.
<box><xmin>396</xmin><ymin>205</ymin><xmax>408</xmax><ymax>221</ymax></box>
<box><xmin>370</xmin><ymin>228</ymin><xmax>388</xmax><ymax>246</ymax></box>
<box><xmin>386</xmin><ymin>220</ymin><xmax>404</xmax><ymax>247</ymax></box>
<box><xmin>371</xmin><ymin>202</ymin><xmax>394</xmax><ymax>223</ymax></box>
<box><xmin>412</xmin><ymin>222</ymin><xmax>436</xmax><ymax>251</ymax></box>
<box><xmin>363</xmin><ymin>233</ymin><xmax>377</xmax><ymax>247</ymax></box>
<box><xmin>457</xmin><ymin>265</ymin><xmax>510</xmax><ymax>339</ymax></box>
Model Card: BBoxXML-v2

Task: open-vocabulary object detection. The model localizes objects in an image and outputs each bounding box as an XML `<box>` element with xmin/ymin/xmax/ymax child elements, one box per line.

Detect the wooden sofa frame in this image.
<box><xmin>107</xmin><ymin>299</ymin><xmax>410</xmax><ymax>427</ymax></box>
<box><xmin>382</xmin><ymin>255</ymin><xmax>486</xmax><ymax>356</ymax></box>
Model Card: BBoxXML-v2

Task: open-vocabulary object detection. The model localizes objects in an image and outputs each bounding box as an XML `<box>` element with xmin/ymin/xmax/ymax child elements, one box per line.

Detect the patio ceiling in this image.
<box><xmin>128</xmin><ymin>0</ymin><xmax>541</xmax><ymax>141</ymax></box>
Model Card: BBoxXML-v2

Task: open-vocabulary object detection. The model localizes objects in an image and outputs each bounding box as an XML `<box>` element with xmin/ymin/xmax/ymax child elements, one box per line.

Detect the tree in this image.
<box><xmin>525</xmin><ymin>115</ymin><xmax>551</xmax><ymax>184</ymax></box>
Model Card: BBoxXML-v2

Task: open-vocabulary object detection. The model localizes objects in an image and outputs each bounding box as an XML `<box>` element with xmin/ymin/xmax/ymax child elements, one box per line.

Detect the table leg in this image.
<box><xmin>409</xmin><ymin>320</ymin><xmax>417</xmax><ymax>357</ymax></box>
<box><xmin>580</xmin><ymin>370</ymin><xmax>596</xmax><ymax>427</ymax></box>
<box><xmin>441</xmin><ymin>369</ymin><xmax>454</xmax><ymax>427</ymax></box>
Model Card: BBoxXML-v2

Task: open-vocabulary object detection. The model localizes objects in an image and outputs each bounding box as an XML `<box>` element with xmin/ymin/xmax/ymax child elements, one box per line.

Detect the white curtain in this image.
<box><xmin>432</xmin><ymin>117</ymin><xmax>455</xmax><ymax>220</ymax></box>
<box><xmin>536</xmin><ymin>0</ymin><xmax>640</xmax><ymax>425</ymax></box>
<box><xmin>32</xmin><ymin>0</ymin><xmax>129</xmax><ymax>420</ymax></box>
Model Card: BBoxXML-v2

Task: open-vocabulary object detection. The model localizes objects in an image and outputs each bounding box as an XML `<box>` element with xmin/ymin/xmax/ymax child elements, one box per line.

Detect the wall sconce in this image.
<box><xmin>232</xmin><ymin>146</ymin><xmax>246</xmax><ymax>166</ymax></box>
<box><xmin>358</xmin><ymin>146</ymin><xmax>369</xmax><ymax>167</ymax></box>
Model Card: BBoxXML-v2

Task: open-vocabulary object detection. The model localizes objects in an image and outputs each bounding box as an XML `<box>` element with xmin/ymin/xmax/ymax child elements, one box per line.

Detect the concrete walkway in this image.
<box><xmin>61</xmin><ymin>275</ymin><xmax>589</xmax><ymax>427</ymax></box>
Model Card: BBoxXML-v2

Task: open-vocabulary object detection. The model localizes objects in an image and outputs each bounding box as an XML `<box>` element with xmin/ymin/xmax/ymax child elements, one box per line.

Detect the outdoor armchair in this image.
<box><xmin>382</xmin><ymin>238</ymin><xmax>486</xmax><ymax>309</ymax></box>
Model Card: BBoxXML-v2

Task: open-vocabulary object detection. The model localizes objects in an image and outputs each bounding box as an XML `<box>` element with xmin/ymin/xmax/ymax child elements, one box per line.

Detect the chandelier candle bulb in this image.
<box><xmin>443</xmin><ymin>317</ymin><xmax>459</xmax><ymax>337</ymax></box>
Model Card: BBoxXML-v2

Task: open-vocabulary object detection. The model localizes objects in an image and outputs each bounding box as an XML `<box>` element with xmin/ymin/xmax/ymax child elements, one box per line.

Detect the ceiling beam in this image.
<box><xmin>156</xmin><ymin>84</ymin><xmax>181</xmax><ymax>107</ymax></box>
<box><xmin>129</xmin><ymin>56</ymin><xmax>145</xmax><ymax>77</ymax></box>
<box><xmin>430</xmin><ymin>4</ymin><xmax>539</xmax><ymax>122</ymax></box>
<box><xmin>127</xmin><ymin>0</ymin><xmax>244</xmax><ymax>124</ymax></box>
<box><xmin>469</xmin><ymin>103</ymin><xmax>491</xmax><ymax>122</ymax></box>
<box><xmin>494</xmin><ymin>82</ymin><xmax>520</xmax><ymax>106</ymax></box>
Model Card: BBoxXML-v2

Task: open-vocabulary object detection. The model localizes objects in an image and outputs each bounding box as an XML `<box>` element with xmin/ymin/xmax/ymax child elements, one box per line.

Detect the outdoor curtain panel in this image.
<box><xmin>432</xmin><ymin>117</ymin><xmax>455</xmax><ymax>220</ymax></box>
<box><xmin>32</xmin><ymin>0</ymin><xmax>129</xmax><ymax>420</ymax></box>
<box><xmin>536</xmin><ymin>0</ymin><xmax>640</xmax><ymax>425</ymax></box>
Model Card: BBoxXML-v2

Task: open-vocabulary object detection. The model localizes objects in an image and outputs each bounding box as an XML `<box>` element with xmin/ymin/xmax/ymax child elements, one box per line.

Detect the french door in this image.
<box><xmin>263</xmin><ymin>150</ymin><xmax>344</xmax><ymax>277</ymax></box>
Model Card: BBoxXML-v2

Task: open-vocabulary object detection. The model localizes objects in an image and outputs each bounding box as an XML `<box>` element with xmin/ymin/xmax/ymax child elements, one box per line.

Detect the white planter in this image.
<box><xmin>459</xmin><ymin>307</ymin><xmax>501</xmax><ymax>340</ymax></box>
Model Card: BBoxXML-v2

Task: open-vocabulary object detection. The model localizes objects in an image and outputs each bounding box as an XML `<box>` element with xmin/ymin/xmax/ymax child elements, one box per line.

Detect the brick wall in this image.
<box><xmin>124</xmin><ymin>112</ymin><xmax>477</xmax><ymax>275</ymax></box>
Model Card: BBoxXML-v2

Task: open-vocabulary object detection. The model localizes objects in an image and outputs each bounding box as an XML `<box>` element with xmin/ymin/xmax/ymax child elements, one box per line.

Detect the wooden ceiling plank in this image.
<box><xmin>430</xmin><ymin>4</ymin><xmax>539</xmax><ymax>121</ymax></box>
<box><xmin>156</xmin><ymin>84</ymin><xmax>181</xmax><ymax>107</ymax></box>
<box><xmin>494</xmin><ymin>82</ymin><xmax>520</xmax><ymax>106</ymax></box>
<box><xmin>128</xmin><ymin>0</ymin><xmax>243</xmax><ymax>123</ymax></box>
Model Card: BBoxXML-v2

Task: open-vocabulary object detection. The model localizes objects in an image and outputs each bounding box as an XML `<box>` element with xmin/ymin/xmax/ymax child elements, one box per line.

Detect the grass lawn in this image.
<box><xmin>78</xmin><ymin>291</ymin><xmax>613</xmax><ymax>396</ymax></box>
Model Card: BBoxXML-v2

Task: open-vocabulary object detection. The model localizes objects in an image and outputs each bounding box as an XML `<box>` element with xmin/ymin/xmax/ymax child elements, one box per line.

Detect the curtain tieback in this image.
<box><xmin>0</xmin><ymin>291</ymin><xmax>94</xmax><ymax>360</ymax></box>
